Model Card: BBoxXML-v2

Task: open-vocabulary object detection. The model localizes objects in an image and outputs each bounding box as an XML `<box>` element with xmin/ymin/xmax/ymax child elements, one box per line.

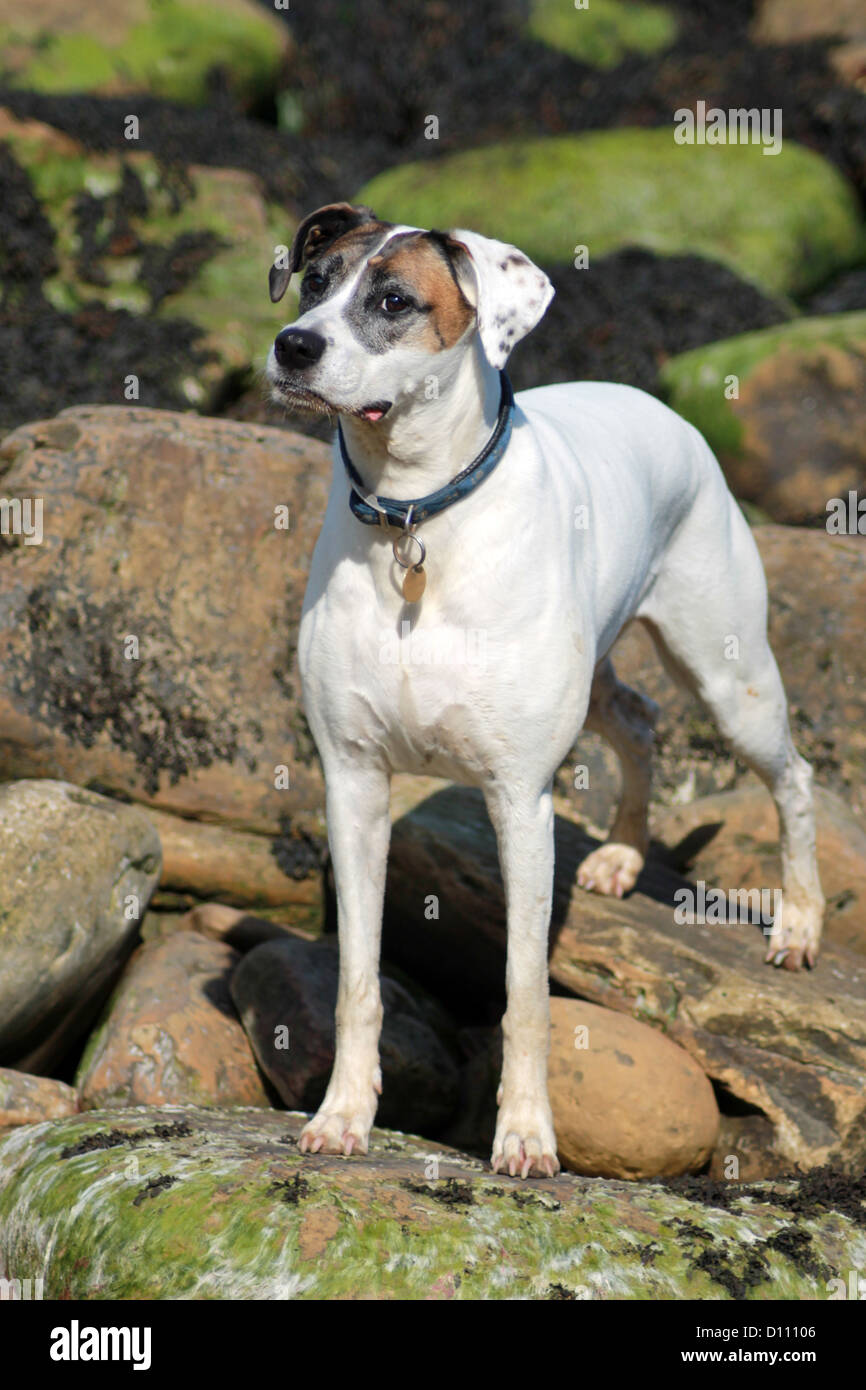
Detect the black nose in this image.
<box><xmin>273</xmin><ymin>327</ymin><xmax>326</xmax><ymax>370</ymax></box>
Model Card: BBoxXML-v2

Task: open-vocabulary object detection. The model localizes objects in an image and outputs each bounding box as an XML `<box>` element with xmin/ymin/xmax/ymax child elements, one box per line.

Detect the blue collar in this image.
<box><xmin>338</xmin><ymin>371</ymin><xmax>514</xmax><ymax>528</ymax></box>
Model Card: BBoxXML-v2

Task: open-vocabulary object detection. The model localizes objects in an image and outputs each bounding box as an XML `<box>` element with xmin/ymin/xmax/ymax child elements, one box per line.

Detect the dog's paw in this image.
<box><xmin>299</xmin><ymin>1111</ymin><xmax>372</xmax><ymax>1156</ymax></box>
<box><xmin>577</xmin><ymin>843</ymin><xmax>644</xmax><ymax>898</ymax></box>
<box><xmin>299</xmin><ymin>1089</ymin><xmax>377</xmax><ymax>1157</ymax></box>
<box><xmin>491</xmin><ymin>1107</ymin><xmax>560</xmax><ymax>1179</ymax></box>
<box><xmin>764</xmin><ymin>896</ymin><xmax>824</xmax><ymax>971</ymax></box>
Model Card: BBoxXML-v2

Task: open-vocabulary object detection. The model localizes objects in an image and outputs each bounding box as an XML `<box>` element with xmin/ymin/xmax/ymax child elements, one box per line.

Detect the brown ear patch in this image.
<box><xmin>380</xmin><ymin>234</ymin><xmax>475</xmax><ymax>350</ymax></box>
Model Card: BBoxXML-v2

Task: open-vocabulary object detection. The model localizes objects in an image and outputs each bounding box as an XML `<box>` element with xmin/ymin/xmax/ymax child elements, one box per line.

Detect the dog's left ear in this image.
<box><xmin>269</xmin><ymin>202</ymin><xmax>379</xmax><ymax>303</ymax></box>
<box><xmin>433</xmin><ymin>228</ymin><xmax>554</xmax><ymax>369</ymax></box>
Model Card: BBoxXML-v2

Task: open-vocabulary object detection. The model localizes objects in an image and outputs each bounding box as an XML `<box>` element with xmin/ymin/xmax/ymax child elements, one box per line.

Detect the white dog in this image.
<box><xmin>267</xmin><ymin>202</ymin><xmax>824</xmax><ymax>1179</ymax></box>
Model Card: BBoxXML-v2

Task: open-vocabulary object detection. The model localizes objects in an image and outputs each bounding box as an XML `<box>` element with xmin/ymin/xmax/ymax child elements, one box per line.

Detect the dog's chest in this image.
<box><xmin>299</xmin><ymin>522</ymin><xmax>584</xmax><ymax>779</ymax></box>
<box><xmin>302</xmin><ymin>570</ymin><xmax>495</xmax><ymax>773</ymax></box>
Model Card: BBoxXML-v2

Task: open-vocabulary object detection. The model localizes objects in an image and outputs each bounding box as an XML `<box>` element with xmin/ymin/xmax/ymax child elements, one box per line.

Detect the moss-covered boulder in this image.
<box><xmin>660</xmin><ymin>313</ymin><xmax>866</xmax><ymax>523</ymax></box>
<box><xmin>0</xmin><ymin>0</ymin><xmax>289</xmax><ymax>108</ymax></box>
<box><xmin>0</xmin><ymin>1106</ymin><xmax>861</xmax><ymax>1298</ymax></box>
<box><xmin>528</xmin><ymin>0</ymin><xmax>677</xmax><ymax>69</ymax></box>
<box><xmin>0</xmin><ymin>109</ymin><xmax>296</xmax><ymax>408</ymax></box>
<box><xmin>357</xmin><ymin>130</ymin><xmax>865</xmax><ymax>297</ymax></box>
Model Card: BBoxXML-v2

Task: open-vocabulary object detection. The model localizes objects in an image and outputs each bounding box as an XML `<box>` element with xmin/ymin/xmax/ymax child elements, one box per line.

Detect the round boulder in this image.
<box><xmin>548</xmin><ymin>997</ymin><xmax>719</xmax><ymax>1178</ymax></box>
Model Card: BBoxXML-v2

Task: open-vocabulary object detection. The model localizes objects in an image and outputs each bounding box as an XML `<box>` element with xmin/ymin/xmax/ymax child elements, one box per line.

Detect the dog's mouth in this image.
<box><xmin>271</xmin><ymin>379</ymin><xmax>392</xmax><ymax>424</ymax></box>
<box><xmin>353</xmin><ymin>400</ymin><xmax>392</xmax><ymax>423</ymax></box>
<box><xmin>270</xmin><ymin>378</ymin><xmax>335</xmax><ymax>416</ymax></box>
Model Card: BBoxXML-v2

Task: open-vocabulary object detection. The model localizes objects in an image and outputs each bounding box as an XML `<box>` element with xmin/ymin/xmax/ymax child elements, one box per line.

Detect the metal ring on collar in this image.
<box><xmin>393</xmin><ymin>531</ymin><xmax>426</xmax><ymax>570</ymax></box>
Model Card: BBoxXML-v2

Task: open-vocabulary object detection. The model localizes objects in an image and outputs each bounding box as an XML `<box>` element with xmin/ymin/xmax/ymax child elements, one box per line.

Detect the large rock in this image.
<box><xmin>0</xmin><ymin>109</ymin><xmax>297</xmax><ymax>411</ymax></box>
<box><xmin>610</xmin><ymin>526</ymin><xmax>866</xmax><ymax>823</ymax></box>
<box><xmin>76</xmin><ymin>932</ymin><xmax>272</xmax><ymax>1110</ymax></box>
<box><xmin>653</xmin><ymin>784</ymin><xmax>866</xmax><ymax>956</ymax></box>
<box><xmin>550</xmin><ymin>906</ymin><xmax>866</xmax><ymax>1181</ymax></box>
<box><xmin>0</xmin><ymin>779</ymin><xmax>161</xmax><ymax>1071</ymax></box>
<box><xmin>0</xmin><ymin>1069</ymin><xmax>78</xmax><ymax>1129</ymax></box>
<box><xmin>0</xmin><ymin>1106</ymin><xmax>860</xmax><ymax>1298</ymax></box>
<box><xmin>230</xmin><ymin>936</ymin><xmax>459</xmax><ymax>1135</ymax></box>
<box><xmin>752</xmin><ymin>2</ymin><xmax>866</xmax><ymax>94</ymax></box>
<box><xmin>384</xmin><ymin>781</ymin><xmax>866</xmax><ymax>1176</ymax></box>
<box><xmin>752</xmin><ymin>0</ymin><xmax>866</xmax><ymax>45</ymax></box>
<box><xmin>547</xmin><ymin>998</ymin><xmax>719</xmax><ymax>1178</ymax></box>
<box><xmin>444</xmin><ymin>1002</ymin><xmax>719</xmax><ymax>1178</ymax></box>
<box><xmin>357</xmin><ymin>130</ymin><xmax>866</xmax><ymax>297</ymax></box>
<box><xmin>0</xmin><ymin>0</ymin><xmax>289</xmax><ymax>107</ymax></box>
<box><xmin>142</xmin><ymin>809</ymin><xmax>325</xmax><ymax>931</ymax></box>
<box><xmin>660</xmin><ymin>314</ymin><xmax>866</xmax><ymax>523</ymax></box>
<box><xmin>0</xmin><ymin>407</ymin><xmax>331</xmax><ymax>842</ymax></box>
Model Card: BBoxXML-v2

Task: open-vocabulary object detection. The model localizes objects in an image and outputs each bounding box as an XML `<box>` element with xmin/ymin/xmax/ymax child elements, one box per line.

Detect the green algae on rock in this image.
<box><xmin>0</xmin><ymin>111</ymin><xmax>297</xmax><ymax>408</ymax></box>
<box><xmin>528</xmin><ymin>0</ymin><xmax>677</xmax><ymax>69</ymax></box>
<box><xmin>659</xmin><ymin>312</ymin><xmax>866</xmax><ymax>523</ymax></box>
<box><xmin>0</xmin><ymin>0</ymin><xmax>289</xmax><ymax>109</ymax></box>
<box><xmin>357</xmin><ymin>131</ymin><xmax>865</xmax><ymax>297</ymax></box>
<box><xmin>0</xmin><ymin>1107</ymin><xmax>861</xmax><ymax>1299</ymax></box>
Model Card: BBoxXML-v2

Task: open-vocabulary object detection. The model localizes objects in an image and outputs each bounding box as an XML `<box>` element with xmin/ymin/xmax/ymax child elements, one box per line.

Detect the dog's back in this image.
<box><xmin>515</xmin><ymin>379</ymin><xmax>745</xmax><ymax>654</ymax></box>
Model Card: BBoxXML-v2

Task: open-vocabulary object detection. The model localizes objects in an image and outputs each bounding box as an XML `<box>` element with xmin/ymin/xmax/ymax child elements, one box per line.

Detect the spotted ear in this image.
<box><xmin>269</xmin><ymin>202</ymin><xmax>379</xmax><ymax>303</ymax></box>
<box><xmin>438</xmin><ymin>228</ymin><xmax>554</xmax><ymax>369</ymax></box>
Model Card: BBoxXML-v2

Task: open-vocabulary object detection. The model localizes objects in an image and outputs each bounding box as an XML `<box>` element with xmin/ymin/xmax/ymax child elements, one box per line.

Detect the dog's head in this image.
<box><xmin>266</xmin><ymin>202</ymin><xmax>554</xmax><ymax>421</ymax></box>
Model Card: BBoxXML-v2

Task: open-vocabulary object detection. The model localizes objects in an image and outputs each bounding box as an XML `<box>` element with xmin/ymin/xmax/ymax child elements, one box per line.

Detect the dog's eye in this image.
<box><xmin>304</xmin><ymin>272</ymin><xmax>326</xmax><ymax>294</ymax></box>
<box><xmin>381</xmin><ymin>293</ymin><xmax>409</xmax><ymax>314</ymax></box>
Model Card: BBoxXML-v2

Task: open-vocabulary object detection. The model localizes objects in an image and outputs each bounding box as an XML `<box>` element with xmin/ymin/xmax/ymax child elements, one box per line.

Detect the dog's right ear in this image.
<box><xmin>269</xmin><ymin>202</ymin><xmax>378</xmax><ymax>303</ymax></box>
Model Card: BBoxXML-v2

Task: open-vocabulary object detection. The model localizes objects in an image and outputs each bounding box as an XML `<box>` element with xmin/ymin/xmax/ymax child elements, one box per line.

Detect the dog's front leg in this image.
<box><xmin>299</xmin><ymin>763</ymin><xmax>391</xmax><ymax>1157</ymax></box>
<box><xmin>485</xmin><ymin>785</ymin><xmax>561</xmax><ymax>1179</ymax></box>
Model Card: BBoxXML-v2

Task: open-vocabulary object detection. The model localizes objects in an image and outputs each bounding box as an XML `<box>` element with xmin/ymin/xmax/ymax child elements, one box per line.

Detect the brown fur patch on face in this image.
<box><xmin>308</xmin><ymin>220</ymin><xmax>394</xmax><ymax>277</ymax></box>
<box><xmin>375</xmin><ymin>234</ymin><xmax>474</xmax><ymax>350</ymax></box>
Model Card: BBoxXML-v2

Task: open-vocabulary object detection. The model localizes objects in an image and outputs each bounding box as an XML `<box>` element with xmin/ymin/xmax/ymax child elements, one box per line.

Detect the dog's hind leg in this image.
<box><xmin>577</xmin><ymin>656</ymin><xmax>658</xmax><ymax>898</ymax></box>
<box><xmin>637</xmin><ymin>501</ymin><xmax>824</xmax><ymax>969</ymax></box>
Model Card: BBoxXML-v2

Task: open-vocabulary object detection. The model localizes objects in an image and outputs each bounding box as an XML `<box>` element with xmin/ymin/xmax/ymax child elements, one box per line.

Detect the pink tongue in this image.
<box><xmin>362</xmin><ymin>407</ymin><xmax>385</xmax><ymax>422</ymax></box>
